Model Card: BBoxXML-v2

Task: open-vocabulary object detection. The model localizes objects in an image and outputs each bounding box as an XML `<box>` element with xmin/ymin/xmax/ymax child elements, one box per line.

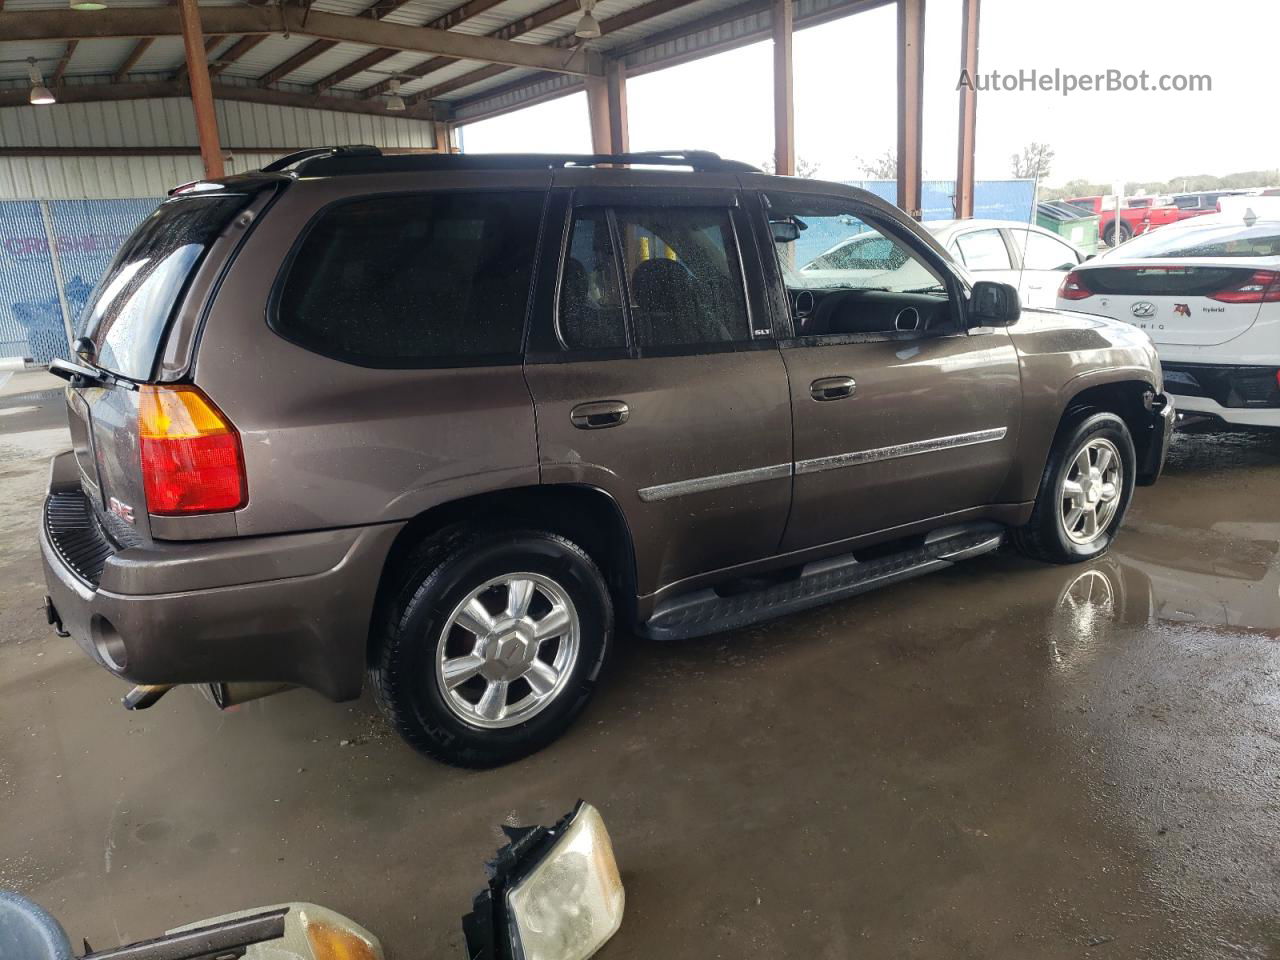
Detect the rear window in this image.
<box><xmin>1113</xmin><ymin>222</ymin><xmax>1280</xmax><ymax>259</ymax></box>
<box><xmin>274</xmin><ymin>191</ymin><xmax>545</xmax><ymax>367</ymax></box>
<box><xmin>80</xmin><ymin>194</ymin><xmax>249</xmax><ymax>380</ymax></box>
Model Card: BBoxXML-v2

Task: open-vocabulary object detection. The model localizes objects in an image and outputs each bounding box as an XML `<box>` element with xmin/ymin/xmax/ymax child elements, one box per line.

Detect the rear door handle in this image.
<box><xmin>571</xmin><ymin>400</ymin><xmax>630</xmax><ymax>429</ymax></box>
<box><xmin>810</xmin><ymin>376</ymin><xmax>856</xmax><ymax>401</ymax></box>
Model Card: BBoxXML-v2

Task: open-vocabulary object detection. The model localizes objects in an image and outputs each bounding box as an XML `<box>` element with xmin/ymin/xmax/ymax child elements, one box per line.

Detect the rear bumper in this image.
<box><xmin>1172</xmin><ymin>394</ymin><xmax>1280</xmax><ymax>429</ymax></box>
<box><xmin>1162</xmin><ymin>362</ymin><xmax>1280</xmax><ymax>411</ymax></box>
<box><xmin>1136</xmin><ymin>392</ymin><xmax>1176</xmax><ymax>485</ymax></box>
<box><xmin>40</xmin><ymin>451</ymin><xmax>402</xmax><ymax>701</ymax></box>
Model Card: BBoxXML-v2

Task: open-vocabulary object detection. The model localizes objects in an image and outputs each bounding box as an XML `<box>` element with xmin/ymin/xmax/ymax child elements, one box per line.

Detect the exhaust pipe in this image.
<box><xmin>122</xmin><ymin>683</ymin><xmax>175</xmax><ymax>710</ymax></box>
<box><xmin>204</xmin><ymin>682</ymin><xmax>293</xmax><ymax>709</ymax></box>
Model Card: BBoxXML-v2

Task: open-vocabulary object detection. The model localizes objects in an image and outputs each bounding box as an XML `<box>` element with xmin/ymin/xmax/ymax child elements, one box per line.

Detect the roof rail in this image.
<box><xmin>260</xmin><ymin>146</ymin><xmax>758</xmax><ymax>178</ymax></box>
<box><xmin>262</xmin><ymin>144</ymin><xmax>381</xmax><ymax>173</ymax></box>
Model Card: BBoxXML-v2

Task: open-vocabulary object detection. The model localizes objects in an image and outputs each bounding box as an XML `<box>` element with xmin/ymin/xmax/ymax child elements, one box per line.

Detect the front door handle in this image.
<box><xmin>810</xmin><ymin>376</ymin><xmax>856</xmax><ymax>401</ymax></box>
<box><xmin>570</xmin><ymin>400</ymin><xmax>630</xmax><ymax>429</ymax></box>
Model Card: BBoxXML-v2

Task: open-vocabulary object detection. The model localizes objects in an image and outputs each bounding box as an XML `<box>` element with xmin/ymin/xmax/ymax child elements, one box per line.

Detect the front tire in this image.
<box><xmin>370</xmin><ymin>529</ymin><xmax>613</xmax><ymax>768</ymax></box>
<box><xmin>1013</xmin><ymin>411</ymin><xmax>1136</xmax><ymax>564</ymax></box>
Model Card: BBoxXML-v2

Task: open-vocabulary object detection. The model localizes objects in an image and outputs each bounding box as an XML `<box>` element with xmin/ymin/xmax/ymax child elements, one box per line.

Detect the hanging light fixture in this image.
<box><xmin>27</xmin><ymin>59</ymin><xmax>55</xmax><ymax>105</ymax></box>
<box><xmin>574</xmin><ymin>0</ymin><xmax>601</xmax><ymax>39</ymax></box>
<box><xmin>69</xmin><ymin>0</ymin><xmax>108</xmax><ymax>11</ymax></box>
<box><xmin>386</xmin><ymin>78</ymin><xmax>406</xmax><ymax>112</ymax></box>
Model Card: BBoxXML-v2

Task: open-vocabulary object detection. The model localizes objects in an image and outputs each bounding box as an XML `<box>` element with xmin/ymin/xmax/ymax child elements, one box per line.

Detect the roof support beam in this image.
<box><xmin>175</xmin><ymin>34</ymin><xmax>227</xmax><ymax>82</ymax></box>
<box><xmin>210</xmin><ymin>35</ymin><xmax>268</xmax><ymax>78</ymax></box>
<box><xmin>411</xmin><ymin>0</ymin><xmax>691</xmax><ymax>107</ymax></box>
<box><xmin>313</xmin><ymin>47</ymin><xmax>398</xmax><ymax>94</ymax></box>
<box><xmin>0</xmin><ymin>146</ymin><xmax>441</xmax><ymax>158</ymax></box>
<box><xmin>177</xmin><ymin>0</ymin><xmax>224</xmax><ymax>179</ymax></box>
<box><xmin>322</xmin><ymin>0</ymin><xmax>511</xmax><ymax>96</ymax></box>
<box><xmin>0</xmin><ymin>80</ymin><xmax>438</xmax><ymax>120</ymax></box>
<box><xmin>895</xmin><ymin>0</ymin><xmax>924</xmax><ymax>219</ymax></box>
<box><xmin>771</xmin><ymin>0</ymin><xmax>793</xmax><ymax>176</ymax></box>
<box><xmin>257</xmin><ymin>39</ymin><xmax>338</xmax><ymax>86</ymax></box>
<box><xmin>114</xmin><ymin>37</ymin><xmax>155</xmax><ymax>82</ymax></box>
<box><xmin>364</xmin><ymin>0</ymin><xmax>576</xmax><ymax>102</ymax></box>
<box><xmin>0</xmin><ymin>7</ymin><xmax>600</xmax><ymax>75</ymax></box>
<box><xmin>954</xmin><ymin>0</ymin><xmax>979</xmax><ymax>219</ymax></box>
<box><xmin>51</xmin><ymin>40</ymin><xmax>78</xmax><ymax>86</ymax></box>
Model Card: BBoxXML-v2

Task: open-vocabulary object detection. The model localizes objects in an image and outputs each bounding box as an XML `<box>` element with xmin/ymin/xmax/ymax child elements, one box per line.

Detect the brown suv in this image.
<box><xmin>40</xmin><ymin>148</ymin><xmax>1174</xmax><ymax>766</ymax></box>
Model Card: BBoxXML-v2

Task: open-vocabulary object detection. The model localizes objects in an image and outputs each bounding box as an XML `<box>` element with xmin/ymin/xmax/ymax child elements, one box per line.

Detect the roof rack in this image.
<box><xmin>268</xmin><ymin>146</ymin><xmax>758</xmax><ymax>177</ymax></box>
<box><xmin>261</xmin><ymin>144</ymin><xmax>382</xmax><ymax>173</ymax></box>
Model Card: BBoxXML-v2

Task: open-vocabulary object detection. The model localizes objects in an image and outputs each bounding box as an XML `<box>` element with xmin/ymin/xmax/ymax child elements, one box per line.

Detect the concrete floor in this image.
<box><xmin>1</xmin><ymin>375</ymin><xmax>1277</xmax><ymax>959</ymax></box>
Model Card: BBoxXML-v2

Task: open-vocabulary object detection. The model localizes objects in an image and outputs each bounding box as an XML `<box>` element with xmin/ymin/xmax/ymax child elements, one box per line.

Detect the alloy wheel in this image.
<box><xmin>1059</xmin><ymin>438</ymin><xmax>1124</xmax><ymax>545</ymax></box>
<box><xmin>435</xmin><ymin>573</ymin><xmax>580</xmax><ymax>729</ymax></box>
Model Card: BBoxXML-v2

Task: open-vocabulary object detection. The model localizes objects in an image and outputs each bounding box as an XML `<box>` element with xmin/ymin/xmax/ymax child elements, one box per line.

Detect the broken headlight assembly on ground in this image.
<box><xmin>465</xmin><ymin>801</ymin><xmax>625</xmax><ymax>960</ymax></box>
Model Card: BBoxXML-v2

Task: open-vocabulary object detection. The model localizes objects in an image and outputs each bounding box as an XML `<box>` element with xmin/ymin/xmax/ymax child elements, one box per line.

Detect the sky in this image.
<box><xmin>459</xmin><ymin>0</ymin><xmax>1280</xmax><ymax>188</ymax></box>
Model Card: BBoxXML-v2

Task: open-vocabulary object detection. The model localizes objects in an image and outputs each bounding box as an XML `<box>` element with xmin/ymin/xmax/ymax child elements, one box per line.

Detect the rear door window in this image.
<box><xmin>1010</xmin><ymin>229</ymin><xmax>1080</xmax><ymax>270</ymax></box>
<box><xmin>275</xmin><ymin>191</ymin><xmax>545</xmax><ymax>366</ymax></box>
<box><xmin>613</xmin><ymin>206</ymin><xmax>751</xmax><ymax>349</ymax></box>
<box><xmin>80</xmin><ymin>194</ymin><xmax>250</xmax><ymax>380</ymax></box>
<box><xmin>954</xmin><ymin>229</ymin><xmax>1013</xmax><ymax>270</ymax></box>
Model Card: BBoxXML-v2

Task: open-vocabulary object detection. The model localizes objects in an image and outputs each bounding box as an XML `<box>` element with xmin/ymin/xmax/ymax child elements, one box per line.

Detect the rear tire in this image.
<box><xmin>1012</xmin><ymin>411</ymin><xmax>1136</xmax><ymax>564</ymax></box>
<box><xmin>370</xmin><ymin>528</ymin><xmax>613</xmax><ymax>768</ymax></box>
<box><xmin>1103</xmin><ymin>221</ymin><xmax>1132</xmax><ymax>246</ymax></box>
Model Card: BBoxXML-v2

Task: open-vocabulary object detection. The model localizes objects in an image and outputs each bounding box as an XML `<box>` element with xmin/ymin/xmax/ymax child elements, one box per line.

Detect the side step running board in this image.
<box><xmin>638</xmin><ymin>525</ymin><xmax>1004</xmax><ymax>642</ymax></box>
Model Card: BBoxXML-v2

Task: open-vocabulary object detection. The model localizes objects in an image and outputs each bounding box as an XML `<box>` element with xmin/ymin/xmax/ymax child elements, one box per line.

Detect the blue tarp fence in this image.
<box><xmin>794</xmin><ymin>178</ymin><xmax>1036</xmax><ymax>265</ymax></box>
<box><xmin>0</xmin><ymin>198</ymin><xmax>160</xmax><ymax>363</ymax></box>
<box><xmin>0</xmin><ymin>179</ymin><xmax>1033</xmax><ymax>364</ymax></box>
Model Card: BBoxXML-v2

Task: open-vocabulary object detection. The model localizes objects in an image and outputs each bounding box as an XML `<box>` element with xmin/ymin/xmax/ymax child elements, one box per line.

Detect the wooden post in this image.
<box><xmin>176</xmin><ymin>0</ymin><xmax>225</xmax><ymax>179</ymax></box>
<box><xmin>955</xmin><ymin>0</ymin><xmax>979</xmax><ymax>218</ymax></box>
<box><xmin>896</xmin><ymin>0</ymin><xmax>924</xmax><ymax>218</ymax></box>
<box><xmin>432</xmin><ymin>120</ymin><xmax>454</xmax><ymax>153</ymax></box>
<box><xmin>585</xmin><ymin>75</ymin><xmax>612</xmax><ymax>155</ymax></box>
<box><xmin>772</xmin><ymin>0</ymin><xmax>794</xmax><ymax>176</ymax></box>
<box><xmin>606</xmin><ymin>59</ymin><xmax>629</xmax><ymax>155</ymax></box>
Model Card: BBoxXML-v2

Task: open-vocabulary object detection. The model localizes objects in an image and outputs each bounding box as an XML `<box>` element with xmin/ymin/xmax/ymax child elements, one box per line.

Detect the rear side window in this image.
<box><xmin>275</xmin><ymin>192</ymin><xmax>544</xmax><ymax>366</ymax></box>
<box><xmin>80</xmin><ymin>194</ymin><xmax>249</xmax><ymax>380</ymax></box>
<box><xmin>559</xmin><ymin>209</ymin><xmax>626</xmax><ymax>350</ymax></box>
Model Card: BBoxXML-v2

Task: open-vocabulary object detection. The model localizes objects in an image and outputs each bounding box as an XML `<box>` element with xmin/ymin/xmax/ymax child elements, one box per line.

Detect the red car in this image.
<box><xmin>1065</xmin><ymin>195</ymin><xmax>1180</xmax><ymax>245</ymax></box>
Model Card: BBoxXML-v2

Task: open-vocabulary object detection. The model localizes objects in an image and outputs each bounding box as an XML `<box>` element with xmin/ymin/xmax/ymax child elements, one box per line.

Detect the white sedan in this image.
<box><xmin>799</xmin><ymin>219</ymin><xmax>1089</xmax><ymax>310</ymax></box>
<box><xmin>1056</xmin><ymin>206</ymin><xmax>1280</xmax><ymax>430</ymax></box>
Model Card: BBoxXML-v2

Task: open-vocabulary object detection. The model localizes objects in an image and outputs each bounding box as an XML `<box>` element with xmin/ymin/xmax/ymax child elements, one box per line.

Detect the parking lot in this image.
<box><xmin>2</xmin><ymin>374</ymin><xmax>1276</xmax><ymax>959</ymax></box>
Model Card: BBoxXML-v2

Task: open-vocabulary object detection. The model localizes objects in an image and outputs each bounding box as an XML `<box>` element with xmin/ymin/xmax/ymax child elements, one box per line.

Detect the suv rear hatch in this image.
<box><xmin>63</xmin><ymin>186</ymin><xmax>265</xmax><ymax>545</ymax></box>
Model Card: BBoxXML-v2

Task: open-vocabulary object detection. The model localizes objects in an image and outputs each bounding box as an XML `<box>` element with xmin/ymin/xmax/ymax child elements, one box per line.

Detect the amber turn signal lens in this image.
<box><xmin>302</xmin><ymin>914</ymin><xmax>382</xmax><ymax>960</ymax></box>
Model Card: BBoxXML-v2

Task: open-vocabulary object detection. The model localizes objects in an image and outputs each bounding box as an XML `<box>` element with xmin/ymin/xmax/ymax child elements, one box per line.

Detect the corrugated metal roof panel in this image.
<box><xmin>282</xmin><ymin>41</ymin><xmax>382</xmax><ymax>86</ymax></box>
<box><xmin>215</xmin><ymin>34</ymin><xmax>320</xmax><ymax>81</ymax></box>
<box><xmin>0</xmin><ymin>41</ymin><xmax>67</xmax><ymax>81</ymax></box>
<box><xmin>129</xmin><ymin>37</ymin><xmax>188</xmax><ymax>77</ymax></box>
<box><xmin>3</xmin><ymin>0</ymin><xmax>236</xmax><ymax>8</ymax></box>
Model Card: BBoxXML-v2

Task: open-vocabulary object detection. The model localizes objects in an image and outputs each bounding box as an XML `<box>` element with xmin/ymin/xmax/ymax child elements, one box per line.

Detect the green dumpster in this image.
<box><xmin>1036</xmin><ymin>201</ymin><xmax>1100</xmax><ymax>255</ymax></box>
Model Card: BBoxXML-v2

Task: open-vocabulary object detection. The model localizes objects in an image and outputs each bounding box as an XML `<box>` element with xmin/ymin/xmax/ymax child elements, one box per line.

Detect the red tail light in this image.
<box><xmin>1208</xmin><ymin>270</ymin><xmax>1280</xmax><ymax>304</ymax></box>
<box><xmin>138</xmin><ymin>385</ymin><xmax>246</xmax><ymax>515</ymax></box>
<box><xmin>1058</xmin><ymin>269</ymin><xmax>1094</xmax><ymax>300</ymax></box>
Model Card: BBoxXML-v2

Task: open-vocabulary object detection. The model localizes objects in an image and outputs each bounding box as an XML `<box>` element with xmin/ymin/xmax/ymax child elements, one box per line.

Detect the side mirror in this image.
<box><xmin>770</xmin><ymin>220</ymin><xmax>801</xmax><ymax>243</ymax></box>
<box><xmin>970</xmin><ymin>280</ymin><xmax>1021</xmax><ymax>327</ymax></box>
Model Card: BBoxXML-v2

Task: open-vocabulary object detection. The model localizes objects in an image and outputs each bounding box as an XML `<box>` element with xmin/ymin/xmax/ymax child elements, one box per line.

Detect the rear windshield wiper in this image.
<box><xmin>48</xmin><ymin>357</ymin><xmax>139</xmax><ymax>391</ymax></box>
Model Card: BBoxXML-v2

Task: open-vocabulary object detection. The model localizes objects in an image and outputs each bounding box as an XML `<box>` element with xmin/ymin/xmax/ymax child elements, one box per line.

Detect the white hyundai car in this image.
<box><xmin>1057</xmin><ymin>206</ymin><xmax>1280</xmax><ymax>430</ymax></box>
